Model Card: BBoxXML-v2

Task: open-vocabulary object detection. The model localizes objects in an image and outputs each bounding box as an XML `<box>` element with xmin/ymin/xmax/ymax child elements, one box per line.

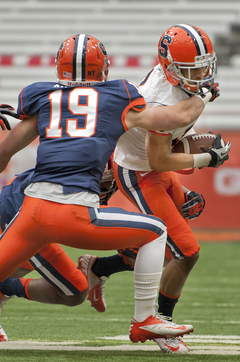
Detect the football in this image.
<box><xmin>171</xmin><ymin>132</ymin><xmax>225</xmax><ymax>154</ymax></box>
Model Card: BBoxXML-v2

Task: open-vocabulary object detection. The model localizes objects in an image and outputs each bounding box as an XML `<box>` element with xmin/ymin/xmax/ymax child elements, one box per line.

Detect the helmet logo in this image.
<box><xmin>159</xmin><ymin>34</ymin><xmax>172</xmax><ymax>59</ymax></box>
<box><xmin>55</xmin><ymin>42</ymin><xmax>64</xmax><ymax>65</ymax></box>
<box><xmin>59</xmin><ymin>42</ymin><xmax>65</xmax><ymax>51</ymax></box>
<box><xmin>88</xmin><ymin>70</ymin><xmax>96</xmax><ymax>77</ymax></box>
<box><xmin>98</xmin><ymin>42</ymin><xmax>108</xmax><ymax>57</ymax></box>
<box><xmin>98</xmin><ymin>41</ymin><xmax>109</xmax><ymax>68</ymax></box>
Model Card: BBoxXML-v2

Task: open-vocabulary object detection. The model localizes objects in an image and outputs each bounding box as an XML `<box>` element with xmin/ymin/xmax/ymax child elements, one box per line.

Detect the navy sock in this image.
<box><xmin>92</xmin><ymin>254</ymin><xmax>132</xmax><ymax>277</ymax></box>
<box><xmin>0</xmin><ymin>277</ymin><xmax>29</xmax><ymax>299</ymax></box>
<box><xmin>158</xmin><ymin>291</ymin><xmax>180</xmax><ymax>319</ymax></box>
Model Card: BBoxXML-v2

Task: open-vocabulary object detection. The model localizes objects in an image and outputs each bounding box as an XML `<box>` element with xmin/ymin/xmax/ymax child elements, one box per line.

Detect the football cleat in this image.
<box><xmin>129</xmin><ymin>313</ymin><xmax>194</xmax><ymax>343</ymax></box>
<box><xmin>0</xmin><ymin>292</ymin><xmax>12</xmax><ymax>312</ymax></box>
<box><xmin>154</xmin><ymin>336</ymin><xmax>190</xmax><ymax>353</ymax></box>
<box><xmin>0</xmin><ymin>325</ymin><xmax>8</xmax><ymax>342</ymax></box>
<box><xmin>0</xmin><ymin>291</ymin><xmax>12</xmax><ymax>342</ymax></box>
<box><xmin>78</xmin><ymin>254</ymin><xmax>108</xmax><ymax>313</ymax></box>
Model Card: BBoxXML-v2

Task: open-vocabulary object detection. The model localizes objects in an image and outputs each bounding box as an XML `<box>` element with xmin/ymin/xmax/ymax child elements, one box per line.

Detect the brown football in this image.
<box><xmin>171</xmin><ymin>132</ymin><xmax>224</xmax><ymax>154</ymax></box>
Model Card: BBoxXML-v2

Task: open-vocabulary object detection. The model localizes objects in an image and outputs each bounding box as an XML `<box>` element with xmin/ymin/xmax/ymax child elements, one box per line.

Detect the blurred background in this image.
<box><xmin>0</xmin><ymin>0</ymin><xmax>239</xmax><ymax>238</ymax></box>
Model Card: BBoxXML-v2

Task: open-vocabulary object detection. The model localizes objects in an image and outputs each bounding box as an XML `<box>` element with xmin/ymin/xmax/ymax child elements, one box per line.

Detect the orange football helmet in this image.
<box><xmin>100</xmin><ymin>155</ymin><xmax>117</xmax><ymax>205</ymax></box>
<box><xmin>158</xmin><ymin>24</ymin><xmax>217</xmax><ymax>94</ymax></box>
<box><xmin>55</xmin><ymin>34</ymin><xmax>110</xmax><ymax>86</ymax></box>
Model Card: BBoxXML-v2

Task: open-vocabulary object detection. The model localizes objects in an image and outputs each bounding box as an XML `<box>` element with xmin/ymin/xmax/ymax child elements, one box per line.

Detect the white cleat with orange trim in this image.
<box><xmin>0</xmin><ymin>325</ymin><xmax>7</xmax><ymax>342</ymax></box>
<box><xmin>129</xmin><ymin>313</ymin><xmax>194</xmax><ymax>343</ymax></box>
<box><xmin>78</xmin><ymin>254</ymin><xmax>108</xmax><ymax>313</ymax></box>
<box><xmin>0</xmin><ymin>291</ymin><xmax>12</xmax><ymax>342</ymax></box>
<box><xmin>154</xmin><ymin>336</ymin><xmax>190</xmax><ymax>353</ymax></box>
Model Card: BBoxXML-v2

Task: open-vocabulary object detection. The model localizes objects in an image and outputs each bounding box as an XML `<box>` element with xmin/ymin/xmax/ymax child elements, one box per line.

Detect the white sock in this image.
<box><xmin>134</xmin><ymin>272</ymin><xmax>162</xmax><ymax>322</ymax></box>
<box><xmin>133</xmin><ymin>232</ymin><xmax>166</xmax><ymax>322</ymax></box>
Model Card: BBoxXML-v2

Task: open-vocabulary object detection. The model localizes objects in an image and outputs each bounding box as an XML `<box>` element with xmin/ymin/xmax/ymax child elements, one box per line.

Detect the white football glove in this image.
<box><xmin>208</xmin><ymin>133</ymin><xmax>231</xmax><ymax>168</ymax></box>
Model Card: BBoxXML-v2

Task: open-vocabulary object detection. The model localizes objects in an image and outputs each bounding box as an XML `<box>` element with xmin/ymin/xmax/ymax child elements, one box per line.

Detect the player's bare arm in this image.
<box><xmin>146</xmin><ymin>130</ymin><xmax>231</xmax><ymax>172</ymax></box>
<box><xmin>145</xmin><ymin>132</ymin><xmax>195</xmax><ymax>172</ymax></box>
<box><xmin>125</xmin><ymin>95</ymin><xmax>206</xmax><ymax>132</ymax></box>
<box><xmin>0</xmin><ymin>114</ymin><xmax>38</xmax><ymax>173</ymax></box>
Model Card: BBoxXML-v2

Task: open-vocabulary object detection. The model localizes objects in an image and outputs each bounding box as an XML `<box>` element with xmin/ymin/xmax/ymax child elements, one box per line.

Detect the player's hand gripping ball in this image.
<box><xmin>171</xmin><ymin>132</ymin><xmax>225</xmax><ymax>155</ymax></box>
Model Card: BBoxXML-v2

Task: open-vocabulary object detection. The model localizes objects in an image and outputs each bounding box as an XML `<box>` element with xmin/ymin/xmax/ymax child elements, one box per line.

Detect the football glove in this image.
<box><xmin>0</xmin><ymin>103</ymin><xmax>14</xmax><ymax>111</ymax></box>
<box><xmin>200</xmin><ymin>76</ymin><xmax>220</xmax><ymax>102</ymax></box>
<box><xmin>0</xmin><ymin>104</ymin><xmax>19</xmax><ymax>131</ymax></box>
<box><xmin>118</xmin><ymin>247</ymin><xmax>139</xmax><ymax>270</ymax></box>
<box><xmin>208</xmin><ymin>133</ymin><xmax>231</xmax><ymax>168</ymax></box>
<box><xmin>182</xmin><ymin>191</ymin><xmax>205</xmax><ymax>220</ymax></box>
<box><xmin>208</xmin><ymin>82</ymin><xmax>220</xmax><ymax>102</ymax></box>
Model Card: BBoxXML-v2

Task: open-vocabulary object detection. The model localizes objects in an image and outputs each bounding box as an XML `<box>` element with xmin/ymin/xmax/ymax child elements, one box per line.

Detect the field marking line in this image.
<box><xmin>1</xmin><ymin>336</ymin><xmax>240</xmax><ymax>355</ymax></box>
<box><xmin>100</xmin><ymin>334</ymin><xmax>240</xmax><ymax>343</ymax></box>
<box><xmin>0</xmin><ymin>342</ymin><xmax>240</xmax><ymax>355</ymax></box>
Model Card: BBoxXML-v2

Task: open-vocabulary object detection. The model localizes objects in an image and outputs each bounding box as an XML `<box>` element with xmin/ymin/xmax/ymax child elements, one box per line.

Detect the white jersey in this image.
<box><xmin>114</xmin><ymin>65</ymin><xmax>196</xmax><ymax>171</ymax></box>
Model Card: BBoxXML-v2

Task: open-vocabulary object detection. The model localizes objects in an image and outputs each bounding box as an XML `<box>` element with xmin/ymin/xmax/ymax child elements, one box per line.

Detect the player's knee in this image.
<box><xmin>159</xmin><ymin>222</ymin><xmax>167</xmax><ymax>238</ymax></box>
<box><xmin>61</xmin><ymin>289</ymin><xmax>88</xmax><ymax>307</ymax></box>
<box><xmin>153</xmin><ymin>226</ymin><xmax>167</xmax><ymax>246</ymax></box>
<box><xmin>190</xmin><ymin>251</ymin><xmax>200</xmax><ymax>265</ymax></box>
<box><xmin>183</xmin><ymin>251</ymin><xmax>199</xmax><ymax>271</ymax></box>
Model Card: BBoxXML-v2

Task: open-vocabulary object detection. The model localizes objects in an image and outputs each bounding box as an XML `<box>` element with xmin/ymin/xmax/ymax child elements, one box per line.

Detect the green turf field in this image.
<box><xmin>0</xmin><ymin>241</ymin><xmax>239</xmax><ymax>361</ymax></box>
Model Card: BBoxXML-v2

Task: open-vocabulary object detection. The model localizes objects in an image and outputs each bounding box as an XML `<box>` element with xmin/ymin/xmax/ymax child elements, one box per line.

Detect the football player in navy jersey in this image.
<box><xmin>0</xmin><ymin>160</ymin><xmax>117</xmax><ymax>341</ymax></box>
<box><xmin>0</xmin><ymin>168</ymin><xmax>90</xmax><ymax>341</ymax></box>
<box><xmin>0</xmin><ymin>33</ymin><xmax>214</xmax><ymax>343</ymax></box>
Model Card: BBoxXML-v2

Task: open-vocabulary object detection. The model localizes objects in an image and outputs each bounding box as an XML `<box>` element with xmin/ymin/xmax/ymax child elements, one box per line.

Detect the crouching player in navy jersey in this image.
<box><xmin>0</xmin><ymin>34</ymin><xmax>218</xmax><ymax>344</ymax></box>
<box><xmin>0</xmin><ymin>160</ymin><xmax>117</xmax><ymax>341</ymax></box>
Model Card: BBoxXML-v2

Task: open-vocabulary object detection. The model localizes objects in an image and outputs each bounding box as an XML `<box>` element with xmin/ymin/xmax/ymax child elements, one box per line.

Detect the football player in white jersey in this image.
<box><xmin>78</xmin><ymin>24</ymin><xmax>231</xmax><ymax>353</ymax></box>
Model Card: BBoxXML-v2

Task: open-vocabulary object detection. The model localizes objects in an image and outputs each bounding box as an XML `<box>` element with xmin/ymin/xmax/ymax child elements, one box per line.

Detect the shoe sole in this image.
<box><xmin>129</xmin><ymin>327</ymin><xmax>194</xmax><ymax>343</ymax></box>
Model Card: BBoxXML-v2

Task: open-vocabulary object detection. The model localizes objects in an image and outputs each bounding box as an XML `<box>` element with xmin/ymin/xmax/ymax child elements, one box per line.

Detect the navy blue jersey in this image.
<box><xmin>17</xmin><ymin>80</ymin><xmax>146</xmax><ymax>195</ymax></box>
<box><xmin>0</xmin><ymin>169</ymin><xmax>34</xmax><ymax>230</ymax></box>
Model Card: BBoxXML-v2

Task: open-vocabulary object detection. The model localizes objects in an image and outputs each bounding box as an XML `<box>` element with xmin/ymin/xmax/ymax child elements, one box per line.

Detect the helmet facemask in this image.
<box><xmin>166</xmin><ymin>52</ymin><xmax>217</xmax><ymax>95</ymax></box>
